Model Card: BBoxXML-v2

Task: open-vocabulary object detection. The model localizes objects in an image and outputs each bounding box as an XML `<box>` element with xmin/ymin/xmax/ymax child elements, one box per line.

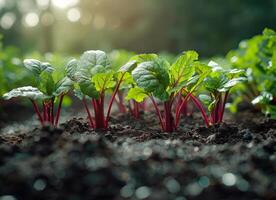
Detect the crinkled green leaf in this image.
<box><xmin>125</xmin><ymin>87</ymin><xmax>148</xmax><ymax>102</ymax></box>
<box><xmin>77</xmin><ymin>50</ymin><xmax>111</xmax><ymax>81</ymax></box>
<box><xmin>132</xmin><ymin>59</ymin><xmax>170</xmax><ymax>100</ymax></box>
<box><xmin>54</xmin><ymin>77</ymin><xmax>73</xmax><ymax>96</ymax></box>
<box><xmin>66</xmin><ymin>59</ymin><xmax>78</xmax><ymax>81</ymax></box>
<box><xmin>24</xmin><ymin>59</ymin><xmax>53</xmax><ymax>75</ymax></box>
<box><xmin>79</xmin><ymin>81</ymin><xmax>99</xmax><ymax>99</ymax></box>
<box><xmin>92</xmin><ymin>72</ymin><xmax>116</xmax><ymax>91</ymax></box>
<box><xmin>204</xmin><ymin>72</ymin><xmax>228</xmax><ymax>93</ymax></box>
<box><xmin>3</xmin><ymin>86</ymin><xmax>44</xmax><ymax>100</ymax></box>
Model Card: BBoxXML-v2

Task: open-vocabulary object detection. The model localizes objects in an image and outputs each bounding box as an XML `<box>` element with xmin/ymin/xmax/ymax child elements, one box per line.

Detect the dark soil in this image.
<box><xmin>0</xmin><ymin>110</ymin><xmax>275</xmax><ymax>200</ymax></box>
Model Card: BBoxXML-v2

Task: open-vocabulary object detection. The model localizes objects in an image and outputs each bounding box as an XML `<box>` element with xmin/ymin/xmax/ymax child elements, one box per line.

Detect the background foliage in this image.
<box><xmin>0</xmin><ymin>0</ymin><xmax>275</xmax><ymax>56</ymax></box>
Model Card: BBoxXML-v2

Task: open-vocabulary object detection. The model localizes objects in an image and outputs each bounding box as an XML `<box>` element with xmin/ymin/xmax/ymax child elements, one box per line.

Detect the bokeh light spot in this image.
<box><xmin>24</xmin><ymin>12</ymin><xmax>39</xmax><ymax>27</ymax></box>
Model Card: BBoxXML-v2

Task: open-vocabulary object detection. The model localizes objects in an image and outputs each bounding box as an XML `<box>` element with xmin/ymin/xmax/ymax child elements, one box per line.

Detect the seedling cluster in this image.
<box><xmin>3</xmin><ymin>28</ymin><xmax>276</xmax><ymax>132</ymax></box>
<box><xmin>3</xmin><ymin>49</ymin><xmax>246</xmax><ymax>132</ymax></box>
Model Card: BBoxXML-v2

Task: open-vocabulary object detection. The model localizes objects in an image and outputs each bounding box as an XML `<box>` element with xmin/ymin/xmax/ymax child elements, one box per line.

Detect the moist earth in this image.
<box><xmin>0</xmin><ymin>110</ymin><xmax>275</xmax><ymax>200</ymax></box>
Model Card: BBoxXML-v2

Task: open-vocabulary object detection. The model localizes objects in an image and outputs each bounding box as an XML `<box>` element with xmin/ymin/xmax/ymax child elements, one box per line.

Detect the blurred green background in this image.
<box><xmin>0</xmin><ymin>0</ymin><xmax>276</xmax><ymax>57</ymax></box>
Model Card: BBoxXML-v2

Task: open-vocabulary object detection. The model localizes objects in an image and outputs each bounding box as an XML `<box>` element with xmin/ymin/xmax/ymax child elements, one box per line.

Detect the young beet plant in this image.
<box><xmin>122</xmin><ymin>54</ymin><xmax>158</xmax><ymax>119</ymax></box>
<box><xmin>3</xmin><ymin>59</ymin><xmax>73</xmax><ymax>126</ymax></box>
<box><xmin>68</xmin><ymin>50</ymin><xmax>130</xmax><ymax>129</ymax></box>
<box><xmin>193</xmin><ymin>61</ymin><xmax>247</xmax><ymax>125</ymax></box>
<box><xmin>125</xmin><ymin>51</ymin><xmax>208</xmax><ymax>132</ymax></box>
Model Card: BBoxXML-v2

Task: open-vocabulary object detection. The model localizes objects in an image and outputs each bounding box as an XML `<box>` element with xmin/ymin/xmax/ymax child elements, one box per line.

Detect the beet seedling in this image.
<box><xmin>3</xmin><ymin>59</ymin><xmax>73</xmax><ymax>126</ymax></box>
<box><xmin>122</xmin><ymin>54</ymin><xmax>158</xmax><ymax>118</ymax></box>
<box><xmin>126</xmin><ymin>51</ymin><xmax>208</xmax><ymax>132</ymax></box>
<box><xmin>68</xmin><ymin>50</ymin><xmax>131</xmax><ymax>129</ymax></box>
<box><xmin>193</xmin><ymin>61</ymin><xmax>247</xmax><ymax>125</ymax></box>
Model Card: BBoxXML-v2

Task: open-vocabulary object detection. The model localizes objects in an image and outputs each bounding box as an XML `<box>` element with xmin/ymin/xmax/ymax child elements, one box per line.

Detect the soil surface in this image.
<box><xmin>0</xmin><ymin>109</ymin><xmax>275</xmax><ymax>200</ymax></box>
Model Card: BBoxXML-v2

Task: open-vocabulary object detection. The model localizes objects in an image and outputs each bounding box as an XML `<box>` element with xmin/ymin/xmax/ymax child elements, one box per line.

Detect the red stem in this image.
<box><xmin>163</xmin><ymin>101</ymin><xmax>175</xmax><ymax>132</ymax></box>
<box><xmin>117</xmin><ymin>91</ymin><xmax>127</xmax><ymax>113</ymax></box>
<box><xmin>30</xmin><ymin>99</ymin><xmax>44</xmax><ymax>126</ymax></box>
<box><xmin>190</xmin><ymin>94</ymin><xmax>210</xmax><ymax>127</ymax></box>
<box><xmin>83</xmin><ymin>97</ymin><xmax>94</xmax><ymax>128</ymax></box>
<box><xmin>213</xmin><ymin>96</ymin><xmax>221</xmax><ymax>124</ymax></box>
<box><xmin>219</xmin><ymin>91</ymin><xmax>229</xmax><ymax>122</ymax></box>
<box><xmin>43</xmin><ymin>103</ymin><xmax>47</xmax><ymax>121</ymax></box>
<box><xmin>55</xmin><ymin>94</ymin><xmax>64</xmax><ymax>126</ymax></box>
<box><xmin>94</xmin><ymin>94</ymin><xmax>106</xmax><ymax>129</ymax></box>
<box><xmin>134</xmin><ymin>101</ymin><xmax>140</xmax><ymax>118</ymax></box>
<box><xmin>175</xmin><ymin>93</ymin><xmax>192</xmax><ymax>126</ymax></box>
<box><xmin>105</xmin><ymin>73</ymin><xmax>125</xmax><ymax>125</ymax></box>
<box><xmin>149</xmin><ymin>96</ymin><xmax>165</xmax><ymax>131</ymax></box>
<box><xmin>50</xmin><ymin>97</ymin><xmax>55</xmax><ymax>125</ymax></box>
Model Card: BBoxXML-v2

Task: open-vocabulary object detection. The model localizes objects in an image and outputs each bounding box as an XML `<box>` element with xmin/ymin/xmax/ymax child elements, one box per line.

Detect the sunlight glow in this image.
<box><xmin>0</xmin><ymin>12</ymin><xmax>16</xmax><ymax>30</ymax></box>
<box><xmin>24</xmin><ymin>12</ymin><xmax>39</xmax><ymax>27</ymax></box>
<box><xmin>67</xmin><ymin>8</ymin><xmax>81</xmax><ymax>22</ymax></box>
<box><xmin>0</xmin><ymin>0</ymin><xmax>5</xmax><ymax>9</ymax></box>
<box><xmin>36</xmin><ymin>0</ymin><xmax>50</xmax><ymax>9</ymax></box>
<box><xmin>51</xmin><ymin>0</ymin><xmax>79</xmax><ymax>9</ymax></box>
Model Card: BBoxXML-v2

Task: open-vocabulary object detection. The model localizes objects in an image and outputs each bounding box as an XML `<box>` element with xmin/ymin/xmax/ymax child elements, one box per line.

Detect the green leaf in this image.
<box><xmin>204</xmin><ymin>72</ymin><xmax>228</xmax><ymax>93</ymax></box>
<box><xmin>119</xmin><ymin>60</ymin><xmax>137</xmax><ymax>73</ymax></box>
<box><xmin>263</xmin><ymin>28</ymin><xmax>276</xmax><ymax>37</ymax></box>
<box><xmin>125</xmin><ymin>87</ymin><xmax>148</xmax><ymax>102</ymax></box>
<box><xmin>199</xmin><ymin>94</ymin><xmax>212</xmax><ymax>106</ymax></box>
<box><xmin>130</xmin><ymin>54</ymin><xmax>158</xmax><ymax>63</ymax></box>
<box><xmin>218</xmin><ymin>77</ymin><xmax>247</xmax><ymax>92</ymax></box>
<box><xmin>267</xmin><ymin>105</ymin><xmax>276</xmax><ymax>119</ymax></box>
<box><xmin>252</xmin><ymin>92</ymin><xmax>273</xmax><ymax>105</ymax></box>
<box><xmin>170</xmin><ymin>51</ymin><xmax>197</xmax><ymax>82</ymax></box>
<box><xmin>39</xmin><ymin>71</ymin><xmax>55</xmax><ymax>96</ymax></box>
<box><xmin>208</xmin><ymin>61</ymin><xmax>223</xmax><ymax>72</ymax></box>
<box><xmin>92</xmin><ymin>72</ymin><xmax>116</xmax><ymax>91</ymax></box>
<box><xmin>66</xmin><ymin>58</ymin><xmax>78</xmax><ymax>80</ymax></box>
<box><xmin>79</xmin><ymin>81</ymin><xmax>99</xmax><ymax>98</ymax></box>
<box><xmin>132</xmin><ymin>59</ymin><xmax>170</xmax><ymax>100</ymax></box>
<box><xmin>54</xmin><ymin>77</ymin><xmax>73</xmax><ymax>96</ymax></box>
<box><xmin>24</xmin><ymin>59</ymin><xmax>53</xmax><ymax>75</ymax></box>
<box><xmin>188</xmin><ymin>63</ymin><xmax>212</xmax><ymax>92</ymax></box>
<box><xmin>77</xmin><ymin>50</ymin><xmax>111</xmax><ymax>81</ymax></box>
<box><xmin>73</xmin><ymin>89</ymin><xmax>85</xmax><ymax>100</ymax></box>
<box><xmin>3</xmin><ymin>86</ymin><xmax>44</xmax><ymax>100</ymax></box>
<box><xmin>199</xmin><ymin>94</ymin><xmax>215</xmax><ymax>111</ymax></box>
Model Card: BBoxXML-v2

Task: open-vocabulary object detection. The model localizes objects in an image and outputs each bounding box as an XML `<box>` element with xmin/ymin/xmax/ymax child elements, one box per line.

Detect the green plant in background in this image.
<box><xmin>3</xmin><ymin>59</ymin><xmax>74</xmax><ymax>126</ymax></box>
<box><xmin>0</xmin><ymin>36</ymin><xmax>35</xmax><ymax>99</ymax></box>
<box><xmin>227</xmin><ymin>28</ymin><xmax>276</xmax><ymax>118</ymax></box>
<box><xmin>126</xmin><ymin>51</ymin><xmax>209</xmax><ymax>132</ymax></box>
